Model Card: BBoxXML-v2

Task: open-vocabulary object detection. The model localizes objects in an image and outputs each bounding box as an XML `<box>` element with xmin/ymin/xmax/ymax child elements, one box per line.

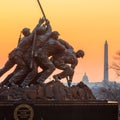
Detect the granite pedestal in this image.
<box><xmin>0</xmin><ymin>100</ymin><xmax>118</xmax><ymax>120</ymax></box>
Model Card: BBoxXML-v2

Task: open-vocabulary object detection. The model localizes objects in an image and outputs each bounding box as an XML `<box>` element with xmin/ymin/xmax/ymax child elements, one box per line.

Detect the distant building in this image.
<box><xmin>82</xmin><ymin>73</ymin><xmax>89</xmax><ymax>84</ymax></box>
<box><xmin>82</xmin><ymin>73</ymin><xmax>103</xmax><ymax>88</ymax></box>
<box><xmin>81</xmin><ymin>41</ymin><xmax>120</xmax><ymax>102</ymax></box>
<box><xmin>82</xmin><ymin>40</ymin><xmax>111</xmax><ymax>88</ymax></box>
<box><xmin>81</xmin><ymin>40</ymin><xmax>120</xmax><ymax>89</ymax></box>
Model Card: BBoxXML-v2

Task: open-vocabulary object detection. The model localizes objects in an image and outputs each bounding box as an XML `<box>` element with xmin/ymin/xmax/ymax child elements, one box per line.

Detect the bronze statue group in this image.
<box><xmin>0</xmin><ymin>17</ymin><xmax>84</xmax><ymax>88</ymax></box>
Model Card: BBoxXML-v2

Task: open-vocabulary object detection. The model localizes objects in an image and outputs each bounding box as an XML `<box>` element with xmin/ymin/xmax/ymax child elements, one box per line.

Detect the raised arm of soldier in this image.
<box><xmin>32</xmin><ymin>17</ymin><xmax>45</xmax><ymax>34</ymax></box>
<box><xmin>35</xmin><ymin>18</ymin><xmax>52</xmax><ymax>50</ymax></box>
<box><xmin>45</xmin><ymin>19</ymin><xmax>52</xmax><ymax>34</ymax></box>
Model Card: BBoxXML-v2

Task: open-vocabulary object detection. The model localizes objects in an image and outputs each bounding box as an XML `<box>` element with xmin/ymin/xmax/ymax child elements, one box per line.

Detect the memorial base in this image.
<box><xmin>0</xmin><ymin>100</ymin><xmax>118</xmax><ymax>120</ymax></box>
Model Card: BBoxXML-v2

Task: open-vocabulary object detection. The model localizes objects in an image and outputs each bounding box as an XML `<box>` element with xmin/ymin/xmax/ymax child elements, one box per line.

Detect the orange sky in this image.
<box><xmin>0</xmin><ymin>0</ymin><xmax>120</xmax><ymax>83</ymax></box>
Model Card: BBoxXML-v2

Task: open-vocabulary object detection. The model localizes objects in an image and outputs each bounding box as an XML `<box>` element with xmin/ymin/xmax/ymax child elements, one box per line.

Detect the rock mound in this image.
<box><xmin>0</xmin><ymin>81</ymin><xmax>95</xmax><ymax>101</ymax></box>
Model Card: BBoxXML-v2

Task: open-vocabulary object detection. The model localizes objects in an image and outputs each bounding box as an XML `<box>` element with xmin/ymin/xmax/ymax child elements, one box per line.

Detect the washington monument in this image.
<box><xmin>103</xmin><ymin>40</ymin><xmax>109</xmax><ymax>83</ymax></box>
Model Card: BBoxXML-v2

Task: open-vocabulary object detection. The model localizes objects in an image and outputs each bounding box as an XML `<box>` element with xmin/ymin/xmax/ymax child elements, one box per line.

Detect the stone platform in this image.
<box><xmin>0</xmin><ymin>100</ymin><xmax>118</xmax><ymax>120</ymax></box>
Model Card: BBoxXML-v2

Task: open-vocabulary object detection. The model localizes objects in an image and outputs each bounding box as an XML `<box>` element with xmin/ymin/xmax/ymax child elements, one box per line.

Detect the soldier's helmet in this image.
<box><xmin>51</xmin><ymin>31</ymin><xmax>60</xmax><ymax>39</ymax></box>
<box><xmin>76</xmin><ymin>50</ymin><xmax>84</xmax><ymax>58</ymax></box>
<box><xmin>52</xmin><ymin>31</ymin><xmax>60</xmax><ymax>36</ymax></box>
<box><xmin>22</xmin><ymin>28</ymin><xmax>30</xmax><ymax>36</ymax></box>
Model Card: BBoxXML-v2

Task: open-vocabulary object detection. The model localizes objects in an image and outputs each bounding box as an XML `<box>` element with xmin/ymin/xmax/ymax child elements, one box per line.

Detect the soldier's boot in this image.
<box><xmin>21</xmin><ymin>82</ymin><xmax>29</xmax><ymax>88</ymax></box>
<box><xmin>9</xmin><ymin>80</ymin><xmax>16</xmax><ymax>86</ymax></box>
<box><xmin>37</xmin><ymin>78</ymin><xmax>46</xmax><ymax>87</ymax></box>
<box><xmin>21</xmin><ymin>78</ymin><xmax>31</xmax><ymax>88</ymax></box>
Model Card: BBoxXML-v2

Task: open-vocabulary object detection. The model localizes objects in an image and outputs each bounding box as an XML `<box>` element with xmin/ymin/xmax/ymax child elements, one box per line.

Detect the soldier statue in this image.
<box><xmin>0</xmin><ymin>1</ymin><xmax>84</xmax><ymax>88</ymax></box>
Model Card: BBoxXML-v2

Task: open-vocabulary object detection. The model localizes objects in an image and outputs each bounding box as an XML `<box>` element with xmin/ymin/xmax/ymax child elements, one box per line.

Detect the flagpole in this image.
<box><xmin>37</xmin><ymin>0</ymin><xmax>47</xmax><ymax>21</ymax></box>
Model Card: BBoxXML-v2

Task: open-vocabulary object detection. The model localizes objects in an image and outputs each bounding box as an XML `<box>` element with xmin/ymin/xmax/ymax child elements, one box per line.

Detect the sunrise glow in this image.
<box><xmin>0</xmin><ymin>0</ymin><xmax>120</xmax><ymax>83</ymax></box>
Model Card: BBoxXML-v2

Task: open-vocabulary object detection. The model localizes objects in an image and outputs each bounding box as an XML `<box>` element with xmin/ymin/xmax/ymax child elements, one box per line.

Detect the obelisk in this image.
<box><xmin>103</xmin><ymin>40</ymin><xmax>109</xmax><ymax>83</ymax></box>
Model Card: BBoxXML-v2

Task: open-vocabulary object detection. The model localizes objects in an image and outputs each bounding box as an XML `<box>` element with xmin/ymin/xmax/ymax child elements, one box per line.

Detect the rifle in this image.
<box><xmin>17</xmin><ymin>31</ymin><xmax>22</xmax><ymax>47</ymax></box>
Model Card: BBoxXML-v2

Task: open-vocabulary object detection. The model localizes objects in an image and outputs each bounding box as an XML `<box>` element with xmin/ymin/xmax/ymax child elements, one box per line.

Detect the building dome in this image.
<box><xmin>82</xmin><ymin>73</ymin><xmax>89</xmax><ymax>83</ymax></box>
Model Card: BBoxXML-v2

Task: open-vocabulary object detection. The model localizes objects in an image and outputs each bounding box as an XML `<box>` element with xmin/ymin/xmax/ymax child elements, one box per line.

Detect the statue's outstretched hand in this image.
<box><xmin>39</xmin><ymin>17</ymin><xmax>44</xmax><ymax>24</ymax></box>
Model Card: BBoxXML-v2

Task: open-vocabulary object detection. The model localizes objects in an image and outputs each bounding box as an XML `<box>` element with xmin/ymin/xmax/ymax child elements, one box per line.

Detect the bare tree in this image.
<box><xmin>111</xmin><ymin>50</ymin><xmax>120</xmax><ymax>76</ymax></box>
